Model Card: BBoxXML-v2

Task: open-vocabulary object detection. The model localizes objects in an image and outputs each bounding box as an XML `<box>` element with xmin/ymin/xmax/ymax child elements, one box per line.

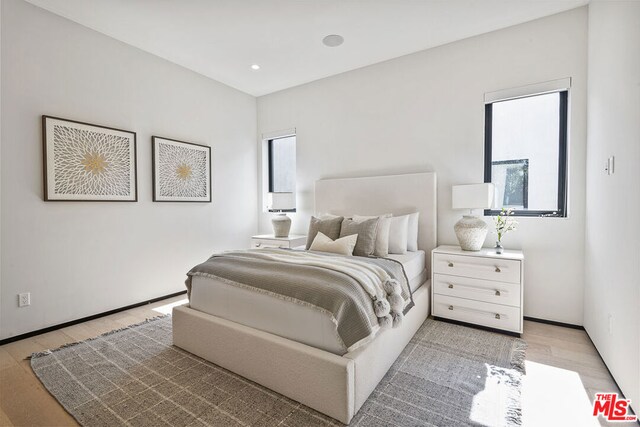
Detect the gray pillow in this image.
<box><xmin>352</xmin><ymin>214</ymin><xmax>392</xmax><ymax>257</ymax></box>
<box><xmin>306</xmin><ymin>216</ymin><xmax>344</xmax><ymax>249</ymax></box>
<box><xmin>340</xmin><ymin>217</ymin><xmax>379</xmax><ymax>257</ymax></box>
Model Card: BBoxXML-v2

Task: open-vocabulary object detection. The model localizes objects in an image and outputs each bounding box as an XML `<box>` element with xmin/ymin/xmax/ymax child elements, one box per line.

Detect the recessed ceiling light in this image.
<box><xmin>251</xmin><ymin>64</ymin><xmax>260</xmax><ymax>70</ymax></box>
<box><xmin>322</xmin><ymin>34</ymin><xmax>344</xmax><ymax>47</ymax></box>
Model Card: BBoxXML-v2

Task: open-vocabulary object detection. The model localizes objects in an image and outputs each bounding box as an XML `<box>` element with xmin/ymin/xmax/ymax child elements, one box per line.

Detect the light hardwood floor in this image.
<box><xmin>0</xmin><ymin>295</ymin><xmax>631</xmax><ymax>427</ymax></box>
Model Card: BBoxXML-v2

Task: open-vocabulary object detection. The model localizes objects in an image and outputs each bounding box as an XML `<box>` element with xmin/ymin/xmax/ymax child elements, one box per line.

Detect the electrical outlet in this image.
<box><xmin>18</xmin><ymin>292</ymin><xmax>30</xmax><ymax>307</ymax></box>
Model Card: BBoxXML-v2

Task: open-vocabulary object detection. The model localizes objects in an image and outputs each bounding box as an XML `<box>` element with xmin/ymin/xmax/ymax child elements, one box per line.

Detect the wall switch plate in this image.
<box><xmin>605</xmin><ymin>156</ymin><xmax>615</xmax><ymax>175</ymax></box>
<box><xmin>18</xmin><ymin>292</ymin><xmax>31</xmax><ymax>307</ymax></box>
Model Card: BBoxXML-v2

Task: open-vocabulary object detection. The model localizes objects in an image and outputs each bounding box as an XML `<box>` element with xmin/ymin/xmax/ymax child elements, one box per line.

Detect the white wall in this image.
<box><xmin>257</xmin><ymin>8</ymin><xmax>588</xmax><ymax>324</ymax></box>
<box><xmin>584</xmin><ymin>1</ymin><xmax>640</xmax><ymax>411</ymax></box>
<box><xmin>0</xmin><ymin>0</ymin><xmax>257</xmax><ymax>339</ymax></box>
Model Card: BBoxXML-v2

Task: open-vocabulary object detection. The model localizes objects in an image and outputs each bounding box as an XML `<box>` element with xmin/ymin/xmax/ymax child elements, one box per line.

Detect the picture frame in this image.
<box><xmin>152</xmin><ymin>136</ymin><xmax>212</xmax><ymax>202</ymax></box>
<box><xmin>42</xmin><ymin>115</ymin><xmax>137</xmax><ymax>201</ymax></box>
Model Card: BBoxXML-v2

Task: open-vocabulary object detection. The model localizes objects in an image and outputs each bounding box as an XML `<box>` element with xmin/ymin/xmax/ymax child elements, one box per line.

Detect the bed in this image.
<box><xmin>173</xmin><ymin>172</ymin><xmax>437</xmax><ymax>424</ymax></box>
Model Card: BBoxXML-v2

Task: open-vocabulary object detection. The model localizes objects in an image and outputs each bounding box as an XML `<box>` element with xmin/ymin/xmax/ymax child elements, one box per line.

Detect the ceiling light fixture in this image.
<box><xmin>322</xmin><ymin>34</ymin><xmax>344</xmax><ymax>47</ymax></box>
<box><xmin>251</xmin><ymin>64</ymin><xmax>260</xmax><ymax>70</ymax></box>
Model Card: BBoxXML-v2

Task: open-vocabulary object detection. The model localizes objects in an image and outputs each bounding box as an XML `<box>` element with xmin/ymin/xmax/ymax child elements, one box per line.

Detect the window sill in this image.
<box><xmin>483</xmin><ymin>210</ymin><xmax>566</xmax><ymax>218</ymax></box>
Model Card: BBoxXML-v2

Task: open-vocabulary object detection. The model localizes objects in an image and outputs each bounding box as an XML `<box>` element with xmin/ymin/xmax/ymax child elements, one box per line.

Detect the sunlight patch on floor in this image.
<box><xmin>522</xmin><ymin>360</ymin><xmax>599</xmax><ymax>427</ymax></box>
<box><xmin>470</xmin><ymin>363</ymin><xmax>517</xmax><ymax>426</ymax></box>
<box><xmin>152</xmin><ymin>298</ymin><xmax>188</xmax><ymax>315</ymax></box>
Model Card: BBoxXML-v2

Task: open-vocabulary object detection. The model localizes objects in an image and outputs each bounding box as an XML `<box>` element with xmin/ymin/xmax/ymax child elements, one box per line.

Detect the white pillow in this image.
<box><xmin>352</xmin><ymin>214</ymin><xmax>392</xmax><ymax>257</ymax></box>
<box><xmin>406</xmin><ymin>212</ymin><xmax>420</xmax><ymax>251</ymax></box>
<box><xmin>309</xmin><ymin>232</ymin><xmax>358</xmax><ymax>256</ymax></box>
<box><xmin>388</xmin><ymin>215</ymin><xmax>409</xmax><ymax>254</ymax></box>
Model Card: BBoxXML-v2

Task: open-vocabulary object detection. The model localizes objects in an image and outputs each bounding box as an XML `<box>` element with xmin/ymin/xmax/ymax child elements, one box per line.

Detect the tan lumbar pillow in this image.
<box><xmin>309</xmin><ymin>232</ymin><xmax>358</xmax><ymax>256</ymax></box>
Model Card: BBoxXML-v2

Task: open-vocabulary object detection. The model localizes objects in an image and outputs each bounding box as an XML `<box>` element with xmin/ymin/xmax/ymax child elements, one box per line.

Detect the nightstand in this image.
<box><xmin>431</xmin><ymin>245</ymin><xmax>524</xmax><ymax>335</ymax></box>
<box><xmin>250</xmin><ymin>234</ymin><xmax>307</xmax><ymax>249</ymax></box>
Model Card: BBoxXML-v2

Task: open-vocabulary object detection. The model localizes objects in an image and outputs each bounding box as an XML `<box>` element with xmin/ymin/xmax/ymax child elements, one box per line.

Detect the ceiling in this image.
<box><xmin>25</xmin><ymin>0</ymin><xmax>587</xmax><ymax>96</ymax></box>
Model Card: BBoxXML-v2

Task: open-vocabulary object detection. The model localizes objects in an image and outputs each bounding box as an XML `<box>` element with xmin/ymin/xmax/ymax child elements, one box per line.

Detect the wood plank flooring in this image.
<box><xmin>0</xmin><ymin>296</ymin><xmax>629</xmax><ymax>426</ymax></box>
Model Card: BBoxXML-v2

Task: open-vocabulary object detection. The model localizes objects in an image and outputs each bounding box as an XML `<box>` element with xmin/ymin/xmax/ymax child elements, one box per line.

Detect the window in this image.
<box><xmin>267</xmin><ymin>135</ymin><xmax>296</xmax><ymax>193</ymax></box>
<box><xmin>484</xmin><ymin>90</ymin><xmax>568</xmax><ymax>217</ymax></box>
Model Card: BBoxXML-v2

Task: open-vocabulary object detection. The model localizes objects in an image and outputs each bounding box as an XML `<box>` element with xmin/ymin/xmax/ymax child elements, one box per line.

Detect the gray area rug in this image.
<box><xmin>31</xmin><ymin>316</ymin><xmax>526</xmax><ymax>426</ymax></box>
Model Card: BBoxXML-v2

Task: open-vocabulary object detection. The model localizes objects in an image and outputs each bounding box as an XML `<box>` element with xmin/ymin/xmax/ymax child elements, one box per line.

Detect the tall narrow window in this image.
<box><xmin>268</xmin><ymin>135</ymin><xmax>296</xmax><ymax>193</ymax></box>
<box><xmin>484</xmin><ymin>90</ymin><xmax>568</xmax><ymax>217</ymax></box>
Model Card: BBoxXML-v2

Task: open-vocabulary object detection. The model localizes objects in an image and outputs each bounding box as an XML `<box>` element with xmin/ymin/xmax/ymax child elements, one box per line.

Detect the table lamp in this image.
<box><xmin>267</xmin><ymin>192</ymin><xmax>295</xmax><ymax>237</ymax></box>
<box><xmin>452</xmin><ymin>183</ymin><xmax>495</xmax><ymax>251</ymax></box>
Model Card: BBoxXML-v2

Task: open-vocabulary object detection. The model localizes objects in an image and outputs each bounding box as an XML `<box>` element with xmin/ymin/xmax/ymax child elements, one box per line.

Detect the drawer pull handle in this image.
<box><xmin>448</xmin><ymin>262</ymin><xmax>454</xmax><ymax>267</ymax></box>
<box><xmin>495</xmin><ymin>290</ymin><xmax>501</xmax><ymax>296</ymax></box>
<box><xmin>448</xmin><ymin>305</ymin><xmax>454</xmax><ymax>311</ymax></box>
<box><xmin>495</xmin><ymin>313</ymin><xmax>501</xmax><ymax>320</ymax></box>
<box><xmin>448</xmin><ymin>284</ymin><xmax>454</xmax><ymax>289</ymax></box>
<box><xmin>255</xmin><ymin>243</ymin><xmax>262</xmax><ymax>248</ymax></box>
<box><xmin>495</xmin><ymin>267</ymin><xmax>501</xmax><ymax>273</ymax></box>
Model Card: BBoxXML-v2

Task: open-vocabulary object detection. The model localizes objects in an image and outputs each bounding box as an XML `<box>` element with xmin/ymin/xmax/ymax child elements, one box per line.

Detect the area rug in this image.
<box><xmin>31</xmin><ymin>316</ymin><xmax>526</xmax><ymax>426</ymax></box>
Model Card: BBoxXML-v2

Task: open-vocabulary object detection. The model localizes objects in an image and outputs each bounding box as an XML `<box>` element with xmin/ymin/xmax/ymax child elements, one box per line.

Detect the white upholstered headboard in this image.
<box><xmin>315</xmin><ymin>172</ymin><xmax>437</xmax><ymax>273</ymax></box>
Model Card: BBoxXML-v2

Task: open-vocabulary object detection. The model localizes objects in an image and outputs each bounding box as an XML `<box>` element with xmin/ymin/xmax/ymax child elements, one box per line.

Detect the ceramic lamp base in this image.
<box><xmin>454</xmin><ymin>215</ymin><xmax>488</xmax><ymax>251</ymax></box>
<box><xmin>272</xmin><ymin>214</ymin><xmax>291</xmax><ymax>238</ymax></box>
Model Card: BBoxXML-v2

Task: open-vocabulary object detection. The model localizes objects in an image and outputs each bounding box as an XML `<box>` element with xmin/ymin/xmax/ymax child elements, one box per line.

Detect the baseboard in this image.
<box><xmin>523</xmin><ymin>316</ymin><xmax>584</xmax><ymax>330</ymax></box>
<box><xmin>0</xmin><ymin>290</ymin><xmax>187</xmax><ymax>346</ymax></box>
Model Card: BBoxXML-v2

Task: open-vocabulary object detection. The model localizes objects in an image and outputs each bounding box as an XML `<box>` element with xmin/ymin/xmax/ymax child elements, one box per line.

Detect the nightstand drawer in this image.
<box><xmin>251</xmin><ymin>239</ymin><xmax>290</xmax><ymax>249</ymax></box>
<box><xmin>433</xmin><ymin>253</ymin><xmax>521</xmax><ymax>284</ymax></box>
<box><xmin>433</xmin><ymin>294</ymin><xmax>521</xmax><ymax>332</ymax></box>
<box><xmin>433</xmin><ymin>274</ymin><xmax>521</xmax><ymax>307</ymax></box>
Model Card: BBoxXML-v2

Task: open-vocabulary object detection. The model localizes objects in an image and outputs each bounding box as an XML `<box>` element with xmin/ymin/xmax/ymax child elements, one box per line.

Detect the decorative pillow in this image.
<box><xmin>352</xmin><ymin>214</ymin><xmax>392</xmax><ymax>257</ymax></box>
<box><xmin>309</xmin><ymin>232</ymin><xmax>357</xmax><ymax>256</ymax></box>
<box><xmin>406</xmin><ymin>212</ymin><xmax>420</xmax><ymax>251</ymax></box>
<box><xmin>306</xmin><ymin>216</ymin><xmax>344</xmax><ymax>249</ymax></box>
<box><xmin>388</xmin><ymin>215</ymin><xmax>409</xmax><ymax>254</ymax></box>
<box><xmin>339</xmin><ymin>217</ymin><xmax>379</xmax><ymax>257</ymax></box>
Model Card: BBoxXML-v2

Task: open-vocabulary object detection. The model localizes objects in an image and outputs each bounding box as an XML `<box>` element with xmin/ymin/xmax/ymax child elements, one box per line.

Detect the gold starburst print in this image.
<box><xmin>82</xmin><ymin>152</ymin><xmax>108</xmax><ymax>175</ymax></box>
<box><xmin>50</xmin><ymin>123</ymin><xmax>133</xmax><ymax>198</ymax></box>
<box><xmin>155</xmin><ymin>138</ymin><xmax>210</xmax><ymax>201</ymax></box>
<box><xmin>176</xmin><ymin>163</ymin><xmax>192</xmax><ymax>180</ymax></box>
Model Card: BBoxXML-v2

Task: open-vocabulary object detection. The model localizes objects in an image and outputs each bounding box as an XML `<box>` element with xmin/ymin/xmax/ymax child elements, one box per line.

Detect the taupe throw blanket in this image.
<box><xmin>186</xmin><ymin>248</ymin><xmax>413</xmax><ymax>352</ymax></box>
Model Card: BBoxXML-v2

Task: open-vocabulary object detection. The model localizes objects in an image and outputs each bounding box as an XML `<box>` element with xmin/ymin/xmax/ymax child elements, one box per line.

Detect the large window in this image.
<box><xmin>267</xmin><ymin>135</ymin><xmax>296</xmax><ymax>193</ymax></box>
<box><xmin>484</xmin><ymin>90</ymin><xmax>568</xmax><ymax>217</ymax></box>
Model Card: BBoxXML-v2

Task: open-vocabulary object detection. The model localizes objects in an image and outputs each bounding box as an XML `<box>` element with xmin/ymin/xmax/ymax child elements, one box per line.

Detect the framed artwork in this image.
<box><xmin>42</xmin><ymin>116</ymin><xmax>137</xmax><ymax>201</ymax></box>
<box><xmin>152</xmin><ymin>136</ymin><xmax>212</xmax><ymax>202</ymax></box>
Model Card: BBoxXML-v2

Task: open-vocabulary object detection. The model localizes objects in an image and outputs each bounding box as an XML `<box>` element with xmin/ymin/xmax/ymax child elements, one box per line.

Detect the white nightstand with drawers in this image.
<box><xmin>250</xmin><ymin>234</ymin><xmax>307</xmax><ymax>249</ymax></box>
<box><xmin>431</xmin><ymin>245</ymin><xmax>524</xmax><ymax>335</ymax></box>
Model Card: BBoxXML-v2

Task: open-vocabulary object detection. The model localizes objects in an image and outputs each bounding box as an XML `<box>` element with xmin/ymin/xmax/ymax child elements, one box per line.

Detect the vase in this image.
<box><xmin>495</xmin><ymin>241</ymin><xmax>504</xmax><ymax>254</ymax></box>
<box><xmin>453</xmin><ymin>215</ymin><xmax>488</xmax><ymax>251</ymax></box>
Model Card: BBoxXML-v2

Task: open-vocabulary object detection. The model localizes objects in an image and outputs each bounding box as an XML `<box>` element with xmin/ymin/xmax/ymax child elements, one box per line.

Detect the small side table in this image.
<box><xmin>250</xmin><ymin>234</ymin><xmax>307</xmax><ymax>249</ymax></box>
<box><xmin>431</xmin><ymin>245</ymin><xmax>524</xmax><ymax>335</ymax></box>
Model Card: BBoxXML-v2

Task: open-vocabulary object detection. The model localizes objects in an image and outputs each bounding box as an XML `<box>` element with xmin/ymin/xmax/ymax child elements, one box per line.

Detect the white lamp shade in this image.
<box><xmin>452</xmin><ymin>183</ymin><xmax>495</xmax><ymax>210</ymax></box>
<box><xmin>267</xmin><ymin>192</ymin><xmax>295</xmax><ymax>211</ymax></box>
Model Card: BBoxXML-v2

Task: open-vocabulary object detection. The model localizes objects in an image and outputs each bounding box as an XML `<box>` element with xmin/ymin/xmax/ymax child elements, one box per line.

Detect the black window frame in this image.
<box><xmin>484</xmin><ymin>90</ymin><xmax>568</xmax><ymax>218</ymax></box>
<box><xmin>267</xmin><ymin>138</ymin><xmax>276</xmax><ymax>193</ymax></box>
<box><xmin>267</xmin><ymin>136</ymin><xmax>297</xmax><ymax>213</ymax></box>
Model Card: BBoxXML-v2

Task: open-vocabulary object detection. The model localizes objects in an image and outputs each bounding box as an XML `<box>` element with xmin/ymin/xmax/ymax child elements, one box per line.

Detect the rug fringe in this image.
<box><xmin>28</xmin><ymin>314</ymin><xmax>170</xmax><ymax>360</ymax></box>
<box><xmin>504</xmin><ymin>369</ymin><xmax>524</xmax><ymax>427</ymax></box>
<box><xmin>489</xmin><ymin>363</ymin><xmax>524</xmax><ymax>427</ymax></box>
<box><xmin>510</xmin><ymin>338</ymin><xmax>528</xmax><ymax>375</ymax></box>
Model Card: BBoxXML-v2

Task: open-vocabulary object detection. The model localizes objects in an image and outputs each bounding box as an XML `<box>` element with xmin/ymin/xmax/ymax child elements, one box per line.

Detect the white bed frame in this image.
<box><xmin>173</xmin><ymin>172</ymin><xmax>437</xmax><ymax>424</ymax></box>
